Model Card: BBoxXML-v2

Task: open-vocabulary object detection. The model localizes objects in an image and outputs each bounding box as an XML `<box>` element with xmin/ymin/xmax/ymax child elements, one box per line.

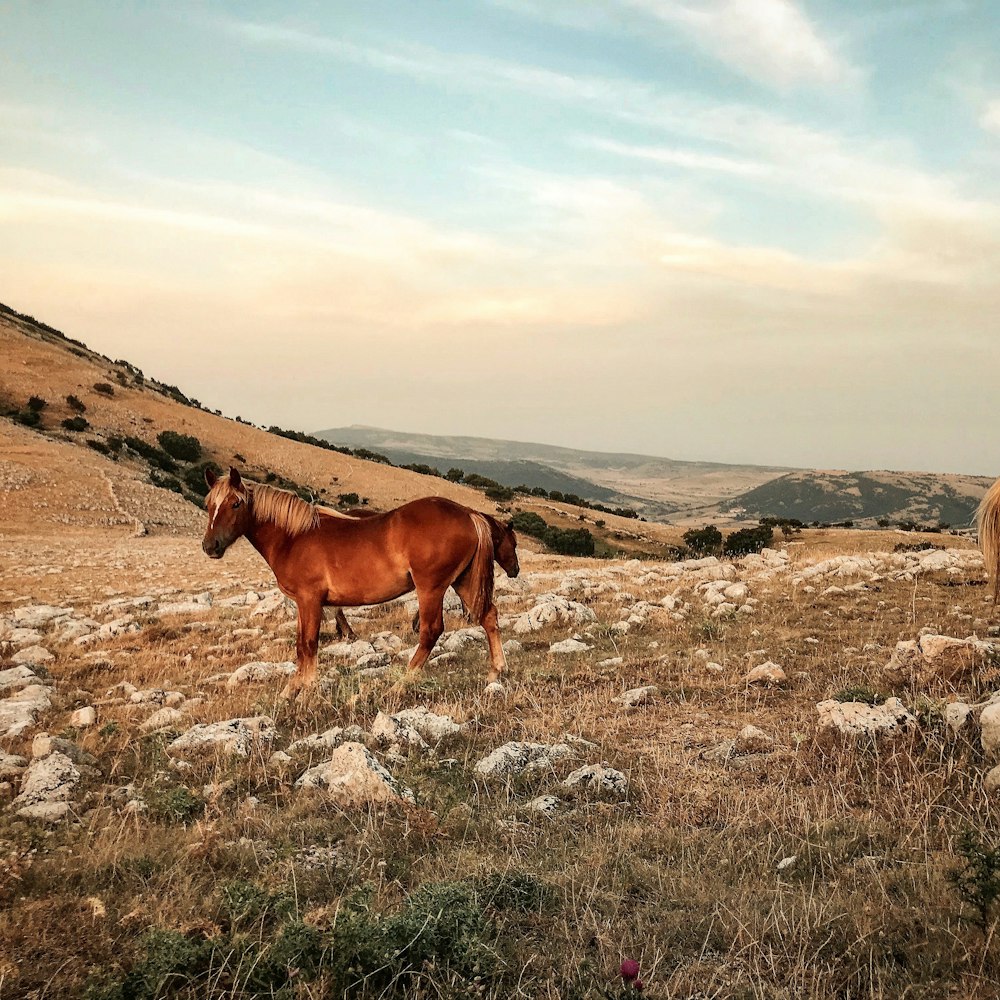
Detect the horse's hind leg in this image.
<box><xmin>452</xmin><ymin>578</ymin><xmax>506</xmax><ymax>685</ymax></box>
<box><xmin>400</xmin><ymin>584</ymin><xmax>447</xmax><ymax>682</ymax></box>
<box><xmin>282</xmin><ymin>595</ymin><xmax>323</xmax><ymax>699</ymax></box>
<box><xmin>333</xmin><ymin>608</ymin><xmax>357</xmax><ymax>642</ymax></box>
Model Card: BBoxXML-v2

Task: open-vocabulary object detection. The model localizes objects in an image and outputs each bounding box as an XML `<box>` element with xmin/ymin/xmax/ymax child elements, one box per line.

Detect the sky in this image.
<box><xmin>2</xmin><ymin>1</ymin><xmax>999</xmax><ymax>475</ymax></box>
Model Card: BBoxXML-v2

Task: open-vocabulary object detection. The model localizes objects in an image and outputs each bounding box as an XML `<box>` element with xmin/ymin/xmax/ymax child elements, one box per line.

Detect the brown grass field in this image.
<box><xmin>3</xmin><ymin>310</ymin><xmax>1000</xmax><ymax>999</ymax></box>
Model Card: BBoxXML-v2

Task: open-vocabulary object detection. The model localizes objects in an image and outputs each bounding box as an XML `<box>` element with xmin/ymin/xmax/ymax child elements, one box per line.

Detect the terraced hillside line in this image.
<box><xmin>100</xmin><ymin>470</ymin><xmax>146</xmax><ymax>537</ymax></box>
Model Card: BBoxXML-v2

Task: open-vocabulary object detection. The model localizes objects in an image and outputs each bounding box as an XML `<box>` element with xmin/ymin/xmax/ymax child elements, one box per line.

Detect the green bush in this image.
<box><xmin>446</xmin><ymin>467</ymin><xmax>465</xmax><ymax>482</ymax></box>
<box><xmin>183</xmin><ymin>462</ymin><xmax>221</xmax><ymax>497</ymax></box>
<box><xmin>683</xmin><ymin>525</ymin><xmax>723</xmax><ymax>555</ymax></box>
<box><xmin>62</xmin><ymin>415</ymin><xmax>89</xmax><ymax>432</ymax></box>
<box><xmin>27</xmin><ymin>395</ymin><xmax>47</xmax><ymax>411</ymax></box>
<box><xmin>86</xmin><ymin>439</ymin><xmax>112</xmax><ymax>456</ymax></box>
<box><xmin>11</xmin><ymin>409</ymin><xmax>41</xmax><ymax>427</ymax></box>
<box><xmin>511</xmin><ymin>511</ymin><xmax>595</xmax><ymax>556</ymax></box>
<box><xmin>157</xmin><ymin>430</ymin><xmax>202</xmax><ymax>462</ymax></box>
<box><xmin>338</xmin><ymin>492</ymin><xmax>361</xmax><ymax>507</ymax></box>
<box><xmin>66</xmin><ymin>394</ymin><xmax>86</xmax><ymax>413</ymax></box>
<box><xmin>124</xmin><ymin>436</ymin><xmax>178</xmax><ymax>473</ymax></box>
<box><xmin>723</xmin><ymin>524</ymin><xmax>773</xmax><ymax>556</ymax></box>
<box><xmin>93</xmin><ymin>382</ymin><xmax>115</xmax><ymax>396</ymax></box>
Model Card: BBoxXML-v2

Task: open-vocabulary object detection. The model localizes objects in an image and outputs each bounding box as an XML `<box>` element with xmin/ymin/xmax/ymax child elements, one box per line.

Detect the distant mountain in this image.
<box><xmin>725</xmin><ymin>470</ymin><xmax>993</xmax><ymax>527</ymax></box>
<box><xmin>315</xmin><ymin>425</ymin><xmax>793</xmax><ymax>518</ymax></box>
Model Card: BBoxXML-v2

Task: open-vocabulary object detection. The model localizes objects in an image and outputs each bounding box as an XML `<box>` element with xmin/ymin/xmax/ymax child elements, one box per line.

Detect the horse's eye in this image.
<box><xmin>232</xmin><ymin>499</ymin><xmax>242</xmax><ymax>509</ymax></box>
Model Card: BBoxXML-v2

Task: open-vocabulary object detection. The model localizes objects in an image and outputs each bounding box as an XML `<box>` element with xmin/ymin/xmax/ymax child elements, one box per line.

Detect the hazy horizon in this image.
<box><xmin>3</xmin><ymin>2</ymin><xmax>999</xmax><ymax>477</ymax></box>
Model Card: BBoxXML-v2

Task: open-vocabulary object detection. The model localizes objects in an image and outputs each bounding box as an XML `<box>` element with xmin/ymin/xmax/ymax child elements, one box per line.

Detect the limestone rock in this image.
<box><xmin>816</xmin><ymin>698</ymin><xmax>915</xmax><ymax>738</ymax></box>
<box><xmin>70</xmin><ymin>706</ymin><xmax>97</xmax><ymax>728</ymax></box>
<box><xmin>294</xmin><ymin>742</ymin><xmax>414</xmax><ymax>804</ymax></box>
<box><xmin>561</xmin><ymin>763</ymin><xmax>628</xmax><ymax>797</ymax></box>
<box><xmin>372</xmin><ymin>707</ymin><xmax>463</xmax><ymax>749</ymax></box>
<box><xmin>614</xmin><ymin>685</ymin><xmax>658</xmax><ymax>708</ymax></box>
<box><xmin>226</xmin><ymin>661</ymin><xmax>296</xmax><ymax>688</ymax></box>
<box><xmin>12</xmin><ymin>752</ymin><xmax>81</xmax><ymax>817</ymax></box>
<box><xmin>747</xmin><ymin>662</ymin><xmax>786</xmax><ymax>686</ymax></box>
<box><xmin>474</xmin><ymin>741</ymin><xmax>573</xmax><ymax>779</ymax></box>
<box><xmin>513</xmin><ymin>596</ymin><xmax>597</xmax><ymax>634</ymax></box>
<box><xmin>0</xmin><ymin>684</ymin><xmax>52</xmax><ymax>738</ymax></box>
<box><xmin>549</xmin><ymin>638</ymin><xmax>591</xmax><ymax>654</ymax></box>
<box><xmin>12</xmin><ymin>645</ymin><xmax>53</xmax><ymax>665</ymax></box>
<box><xmin>167</xmin><ymin>717</ymin><xmax>276</xmax><ymax>759</ymax></box>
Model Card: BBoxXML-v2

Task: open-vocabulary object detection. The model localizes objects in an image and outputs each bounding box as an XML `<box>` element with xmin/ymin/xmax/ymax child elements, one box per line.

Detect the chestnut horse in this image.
<box><xmin>201</xmin><ymin>468</ymin><xmax>507</xmax><ymax>696</ymax></box>
<box><xmin>326</xmin><ymin>506</ymin><xmax>519</xmax><ymax>640</ymax></box>
<box><xmin>978</xmin><ymin>476</ymin><xmax>1000</xmax><ymax>604</ymax></box>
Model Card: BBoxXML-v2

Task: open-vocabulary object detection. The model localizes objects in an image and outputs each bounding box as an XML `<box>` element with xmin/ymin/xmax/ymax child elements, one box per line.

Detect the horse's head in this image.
<box><xmin>495</xmin><ymin>519</ymin><xmax>520</xmax><ymax>578</ymax></box>
<box><xmin>202</xmin><ymin>467</ymin><xmax>251</xmax><ymax>559</ymax></box>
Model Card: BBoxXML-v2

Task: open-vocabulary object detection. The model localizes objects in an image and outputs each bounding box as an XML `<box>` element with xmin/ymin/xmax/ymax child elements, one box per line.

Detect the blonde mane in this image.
<box><xmin>248</xmin><ymin>483</ymin><xmax>320</xmax><ymax>537</ymax></box>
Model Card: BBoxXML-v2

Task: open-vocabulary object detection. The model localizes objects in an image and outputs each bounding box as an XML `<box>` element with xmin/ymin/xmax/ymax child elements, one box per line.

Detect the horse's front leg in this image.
<box><xmin>391</xmin><ymin>585</ymin><xmax>446</xmax><ymax>693</ymax></box>
<box><xmin>281</xmin><ymin>596</ymin><xmax>323</xmax><ymax>699</ymax></box>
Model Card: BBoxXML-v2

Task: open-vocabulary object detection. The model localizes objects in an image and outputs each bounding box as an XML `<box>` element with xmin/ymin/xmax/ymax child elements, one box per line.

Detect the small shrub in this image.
<box><xmin>27</xmin><ymin>395</ymin><xmax>47</xmax><ymax>411</ymax></box>
<box><xmin>62</xmin><ymin>415</ymin><xmax>89</xmax><ymax>432</ymax></box>
<box><xmin>124</xmin><ymin>436</ymin><xmax>178</xmax><ymax>473</ymax></box>
<box><xmin>11</xmin><ymin>409</ymin><xmax>41</xmax><ymax>427</ymax></box>
<box><xmin>86</xmin><ymin>439</ymin><xmax>112</xmax><ymax>456</ymax></box>
<box><xmin>683</xmin><ymin>525</ymin><xmax>723</xmax><ymax>555</ymax></box>
<box><xmin>93</xmin><ymin>382</ymin><xmax>115</xmax><ymax>396</ymax></box>
<box><xmin>950</xmin><ymin>830</ymin><xmax>1000</xmax><ymax>929</ymax></box>
<box><xmin>446</xmin><ymin>467</ymin><xmax>465</xmax><ymax>482</ymax></box>
<box><xmin>183</xmin><ymin>462</ymin><xmax>221</xmax><ymax>497</ymax></box>
<box><xmin>338</xmin><ymin>492</ymin><xmax>361</xmax><ymax>507</ymax></box>
<box><xmin>723</xmin><ymin>524</ymin><xmax>773</xmax><ymax>556</ymax></box>
<box><xmin>146</xmin><ymin>785</ymin><xmax>203</xmax><ymax>822</ymax></box>
<box><xmin>156</xmin><ymin>430</ymin><xmax>202</xmax><ymax>462</ymax></box>
<box><xmin>66</xmin><ymin>394</ymin><xmax>86</xmax><ymax>413</ymax></box>
<box><xmin>149</xmin><ymin>470</ymin><xmax>183</xmax><ymax>494</ymax></box>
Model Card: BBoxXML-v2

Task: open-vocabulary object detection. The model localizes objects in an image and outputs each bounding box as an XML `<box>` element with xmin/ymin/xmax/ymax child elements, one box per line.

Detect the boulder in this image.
<box><xmin>0</xmin><ymin>665</ymin><xmax>43</xmax><ymax>694</ymax></box>
<box><xmin>747</xmin><ymin>662</ymin><xmax>786</xmax><ymax>686</ymax></box>
<box><xmin>167</xmin><ymin>717</ymin><xmax>276</xmax><ymax>759</ymax></box>
<box><xmin>12</xmin><ymin>605</ymin><xmax>71</xmax><ymax>628</ymax></box>
<box><xmin>0</xmin><ymin>684</ymin><xmax>52</xmax><ymax>738</ymax></box>
<box><xmin>294</xmin><ymin>742</ymin><xmax>414</xmax><ymax>804</ymax></box>
<box><xmin>226</xmin><ymin>661</ymin><xmax>296</xmax><ymax>688</ymax></box>
<box><xmin>371</xmin><ymin>707</ymin><xmax>463</xmax><ymax>749</ymax></box>
<box><xmin>474</xmin><ymin>741</ymin><xmax>573</xmax><ymax>779</ymax></box>
<box><xmin>513</xmin><ymin>596</ymin><xmax>597</xmax><ymax>634</ymax></box>
<box><xmin>980</xmin><ymin>703</ymin><xmax>1000</xmax><ymax>758</ymax></box>
<box><xmin>141</xmin><ymin>707</ymin><xmax>186</xmax><ymax>732</ymax></box>
<box><xmin>816</xmin><ymin>698</ymin><xmax>916</xmax><ymax>739</ymax></box>
<box><xmin>614</xmin><ymin>685</ymin><xmax>658</xmax><ymax>708</ymax></box>
<box><xmin>70</xmin><ymin>706</ymin><xmax>97</xmax><ymax>728</ymax></box>
<box><xmin>735</xmin><ymin>725</ymin><xmax>774</xmax><ymax>753</ymax></box>
<box><xmin>12</xmin><ymin>751</ymin><xmax>81</xmax><ymax>818</ymax></box>
<box><xmin>11</xmin><ymin>645</ymin><xmax>53</xmax><ymax>665</ymax></box>
<box><xmin>549</xmin><ymin>638</ymin><xmax>591</xmax><ymax>655</ymax></box>
<box><xmin>0</xmin><ymin>752</ymin><xmax>28</xmax><ymax>780</ymax></box>
<box><xmin>561</xmin><ymin>763</ymin><xmax>628</xmax><ymax>797</ymax></box>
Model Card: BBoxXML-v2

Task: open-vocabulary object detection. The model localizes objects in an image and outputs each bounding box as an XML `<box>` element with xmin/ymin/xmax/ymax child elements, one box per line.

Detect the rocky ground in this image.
<box><xmin>2</xmin><ymin>527</ymin><xmax>1000</xmax><ymax>998</ymax></box>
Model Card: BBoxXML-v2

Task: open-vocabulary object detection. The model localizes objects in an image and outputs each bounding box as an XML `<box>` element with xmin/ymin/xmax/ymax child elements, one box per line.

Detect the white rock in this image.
<box><xmin>816</xmin><ymin>698</ymin><xmax>916</xmax><ymax>738</ymax></box>
<box><xmin>483</xmin><ymin>681</ymin><xmax>506</xmax><ymax>696</ymax></box>
<box><xmin>372</xmin><ymin>706</ymin><xmax>463</xmax><ymax>748</ymax></box>
<box><xmin>322</xmin><ymin>639</ymin><xmax>377</xmax><ymax>660</ymax></box>
<box><xmin>11</xmin><ymin>645</ymin><xmax>53</xmax><ymax>665</ymax></box>
<box><xmin>525</xmin><ymin>794</ymin><xmax>561</xmax><ymax>815</ymax></box>
<box><xmin>12</xmin><ymin>605</ymin><xmax>71</xmax><ymax>628</ymax></box>
<box><xmin>295</xmin><ymin>742</ymin><xmax>414</xmax><ymax>804</ymax></box>
<box><xmin>614</xmin><ymin>685</ymin><xmax>657</xmax><ymax>708</ymax></box>
<box><xmin>141</xmin><ymin>707</ymin><xmax>186</xmax><ymax>732</ymax></box>
<box><xmin>70</xmin><ymin>706</ymin><xmax>97</xmax><ymax>728</ymax></box>
<box><xmin>747</xmin><ymin>662</ymin><xmax>786</xmax><ymax>685</ymax></box>
<box><xmin>287</xmin><ymin>727</ymin><xmax>351</xmax><ymax>754</ymax></box>
<box><xmin>561</xmin><ymin>763</ymin><xmax>628</xmax><ymax>796</ymax></box>
<box><xmin>981</xmin><ymin>703</ymin><xmax>1000</xmax><ymax>758</ymax></box>
<box><xmin>0</xmin><ymin>665</ymin><xmax>43</xmax><ymax>693</ymax></box>
<box><xmin>513</xmin><ymin>596</ymin><xmax>597</xmax><ymax>634</ymax></box>
<box><xmin>12</xmin><ymin>752</ymin><xmax>81</xmax><ymax>814</ymax></box>
<box><xmin>6</xmin><ymin>627</ymin><xmax>43</xmax><ymax>648</ymax></box>
<box><xmin>0</xmin><ymin>752</ymin><xmax>28</xmax><ymax>780</ymax></box>
<box><xmin>776</xmin><ymin>855</ymin><xmax>797</xmax><ymax>871</ymax></box>
<box><xmin>167</xmin><ymin>717</ymin><xmax>276</xmax><ymax>758</ymax></box>
<box><xmin>549</xmin><ymin>638</ymin><xmax>591</xmax><ymax>654</ymax></box>
<box><xmin>735</xmin><ymin>725</ymin><xmax>774</xmax><ymax>753</ymax></box>
<box><xmin>226</xmin><ymin>661</ymin><xmax>296</xmax><ymax>688</ymax></box>
<box><xmin>945</xmin><ymin>702</ymin><xmax>973</xmax><ymax>733</ymax></box>
<box><xmin>474</xmin><ymin>741</ymin><xmax>573</xmax><ymax>779</ymax></box>
<box><xmin>0</xmin><ymin>684</ymin><xmax>52</xmax><ymax>737</ymax></box>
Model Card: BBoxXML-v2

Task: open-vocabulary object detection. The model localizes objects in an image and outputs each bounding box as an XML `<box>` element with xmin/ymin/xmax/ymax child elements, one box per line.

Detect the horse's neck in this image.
<box><xmin>245</xmin><ymin>519</ymin><xmax>295</xmax><ymax>570</ymax></box>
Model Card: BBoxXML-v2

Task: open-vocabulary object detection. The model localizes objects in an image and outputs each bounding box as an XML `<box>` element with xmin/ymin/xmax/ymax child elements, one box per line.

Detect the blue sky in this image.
<box><xmin>2</xmin><ymin>1</ymin><xmax>999</xmax><ymax>473</ymax></box>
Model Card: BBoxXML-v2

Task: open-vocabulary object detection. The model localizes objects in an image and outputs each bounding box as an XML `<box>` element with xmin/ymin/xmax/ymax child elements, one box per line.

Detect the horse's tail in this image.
<box><xmin>978</xmin><ymin>476</ymin><xmax>1000</xmax><ymax>605</ymax></box>
<box><xmin>466</xmin><ymin>511</ymin><xmax>496</xmax><ymax>623</ymax></box>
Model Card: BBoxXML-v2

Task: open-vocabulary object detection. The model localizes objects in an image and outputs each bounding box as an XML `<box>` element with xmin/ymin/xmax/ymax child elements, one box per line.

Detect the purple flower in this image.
<box><xmin>620</xmin><ymin>959</ymin><xmax>640</xmax><ymax>982</ymax></box>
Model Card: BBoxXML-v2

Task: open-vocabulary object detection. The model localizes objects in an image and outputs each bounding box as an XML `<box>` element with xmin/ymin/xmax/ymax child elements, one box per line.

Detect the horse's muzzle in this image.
<box><xmin>203</xmin><ymin>538</ymin><xmax>225</xmax><ymax>559</ymax></box>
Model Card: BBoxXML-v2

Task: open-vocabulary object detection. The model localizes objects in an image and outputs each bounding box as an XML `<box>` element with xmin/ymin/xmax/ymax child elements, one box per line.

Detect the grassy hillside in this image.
<box><xmin>726</xmin><ymin>469</ymin><xmax>993</xmax><ymax>527</ymax></box>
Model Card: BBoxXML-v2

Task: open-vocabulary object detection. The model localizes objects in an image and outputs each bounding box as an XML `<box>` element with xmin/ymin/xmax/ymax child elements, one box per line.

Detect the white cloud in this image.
<box><xmin>980</xmin><ymin>98</ymin><xmax>1000</xmax><ymax>133</ymax></box>
<box><xmin>625</xmin><ymin>1</ymin><xmax>856</xmax><ymax>88</ymax></box>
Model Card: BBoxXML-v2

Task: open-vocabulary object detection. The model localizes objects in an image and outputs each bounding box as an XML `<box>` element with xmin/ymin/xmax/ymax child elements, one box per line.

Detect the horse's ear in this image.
<box><xmin>205</xmin><ymin>467</ymin><xmax>218</xmax><ymax>489</ymax></box>
<box><xmin>506</xmin><ymin>519</ymin><xmax>515</xmax><ymax>530</ymax></box>
<box><xmin>229</xmin><ymin>467</ymin><xmax>242</xmax><ymax>490</ymax></box>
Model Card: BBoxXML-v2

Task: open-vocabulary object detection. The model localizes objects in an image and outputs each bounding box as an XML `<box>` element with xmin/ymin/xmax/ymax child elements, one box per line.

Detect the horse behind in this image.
<box><xmin>327</xmin><ymin>506</ymin><xmax>519</xmax><ymax>640</ymax></box>
<box><xmin>201</xmin><ymin>469</ymin><xmax>507</xmax><ymax>697</ymax></box>
<box><xmin>979</xmin><ymin>476</ymin><xmax>1000</xmax><ymax>604</ymax></box>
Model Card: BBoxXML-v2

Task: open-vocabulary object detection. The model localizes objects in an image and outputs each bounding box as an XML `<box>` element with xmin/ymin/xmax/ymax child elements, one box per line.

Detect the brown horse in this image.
<box><xmin>326</xmin><ymin>506</ymin><xmax>519</xmax><ymax>640</ymax></box>
<box><xmin>201</xmin><ymin>468</ymin><xmax>507</xmax><ymax>696</ymax></box>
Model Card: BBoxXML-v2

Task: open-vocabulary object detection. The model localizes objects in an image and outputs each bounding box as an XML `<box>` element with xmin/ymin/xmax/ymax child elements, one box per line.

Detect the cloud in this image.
<box><xmin>981</xmin><ymin>98</ymin><xmax>1000</xmax><ymax>133</ymax></box>
<box><xmin>624</xmin><ymin>0</ymin><xmax>857</xmax><ymax>88</ymax></box>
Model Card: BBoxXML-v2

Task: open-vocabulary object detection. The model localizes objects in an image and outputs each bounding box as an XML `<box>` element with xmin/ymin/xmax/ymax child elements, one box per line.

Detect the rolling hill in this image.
<box><xmin>724</xmin><ymin>469</ymin><xmax>993</xmax><ymax>527</ymax></box>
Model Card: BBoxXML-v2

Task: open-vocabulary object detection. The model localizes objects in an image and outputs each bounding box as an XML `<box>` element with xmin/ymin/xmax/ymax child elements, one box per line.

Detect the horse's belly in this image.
<box><xmin>325</xmin><ymin>569</ymin><xmax>412</xmax><ymax>608</ymax></box>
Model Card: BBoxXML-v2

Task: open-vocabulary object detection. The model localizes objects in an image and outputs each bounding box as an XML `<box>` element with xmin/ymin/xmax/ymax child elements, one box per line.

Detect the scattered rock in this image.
<box><xmin>0</xmin><ymin>665</ymin><xmax>43</xmax><ymax>694</ymax></box>
<box><xmin>735</xmin><ymin>725</ymin><xmax>774</xmax><ymax>754</ymax></box>
<box><xmin>747</xmin><ymin>662</ymin><xmax>786</xmax><ymax>686</ymax></box>
<box><xmin>141</xmin><ymin>707</ymin><xmax>186</xmax><ymax>732</ymax></box>
<box><xmin>226</xmin><ymin>661</ymin><xmax>295</xmax><ymax>688</ymax></box>
<box><xmin>0</xmin><ymin>752</ymin><xmax>28</xmax><ymax>780</ymax></box>
<box><xmin>561</xmin><ymin>763</ymin><xmax>628</xmax><ymax>797</ymax></box>
<box><xmin>372</xmin><ymin>707</ymin><xmax>463</xmax><ymax>749</ymax></box>
<box><xmin>885</xmin><ymin>634</ymin><xmax>992</xmax><ymax>685</ymax></box>
<box><xmin>0</xmin><ymin>684</ymin><xmax>52</xmax><ymax>738</ymax></box>
<box><xmin>474</xmin><ymin>742</ymin><xmax>573</xmax><ymax>779</ymax></box>
<box><xmin>524</xmin><ymin>794</ymin><xmax>561</xmax><ymax>816</ymax></box>
<box><xmin>11</xmin><ymin>645</ymin><xmax>53</xmax><ymax>665</ymax></box>
<box><xmin>816</xmin><ymin>698</ymin><xmax>916</xmax><ymax>739</ymax></box>
<box><xmin>167</xmin><ymin>717</ymin><xmax>276</xmax><ymax>759</ymax></box>
<box><xmin>12</xmin><ymin>752</ymin><xmax>81</xmax><ymax>820</ymax></box>
<box><xmin>70</xmin><ymin>706</ymin><xmax>97</xmax><ymax>728</ymax></box>
<box><xmin>295</xmin><ymin>742</ymin><xmax>414</xmax><ymax>804</ymax></box>
<box><xmin>614</xmin><ymin>685</ymin><xmax>657</xmax><ymax>708</ymax></box>
<box><xmin>549</xmin><ymin>638</ymin><xmax>591</xmax><ymax>654</ymax></box>
<box><xmin>513</xmin><ymin>596</ymin><xmax>597</xmax><ymax>634</ymax></box>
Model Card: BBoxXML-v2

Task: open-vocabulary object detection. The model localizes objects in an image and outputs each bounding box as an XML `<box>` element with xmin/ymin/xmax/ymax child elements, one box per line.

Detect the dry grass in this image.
<box><xmin>1</xmin><ymin>521</ymin><xmax>1000</xmax><ymax>999</ymax></box>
